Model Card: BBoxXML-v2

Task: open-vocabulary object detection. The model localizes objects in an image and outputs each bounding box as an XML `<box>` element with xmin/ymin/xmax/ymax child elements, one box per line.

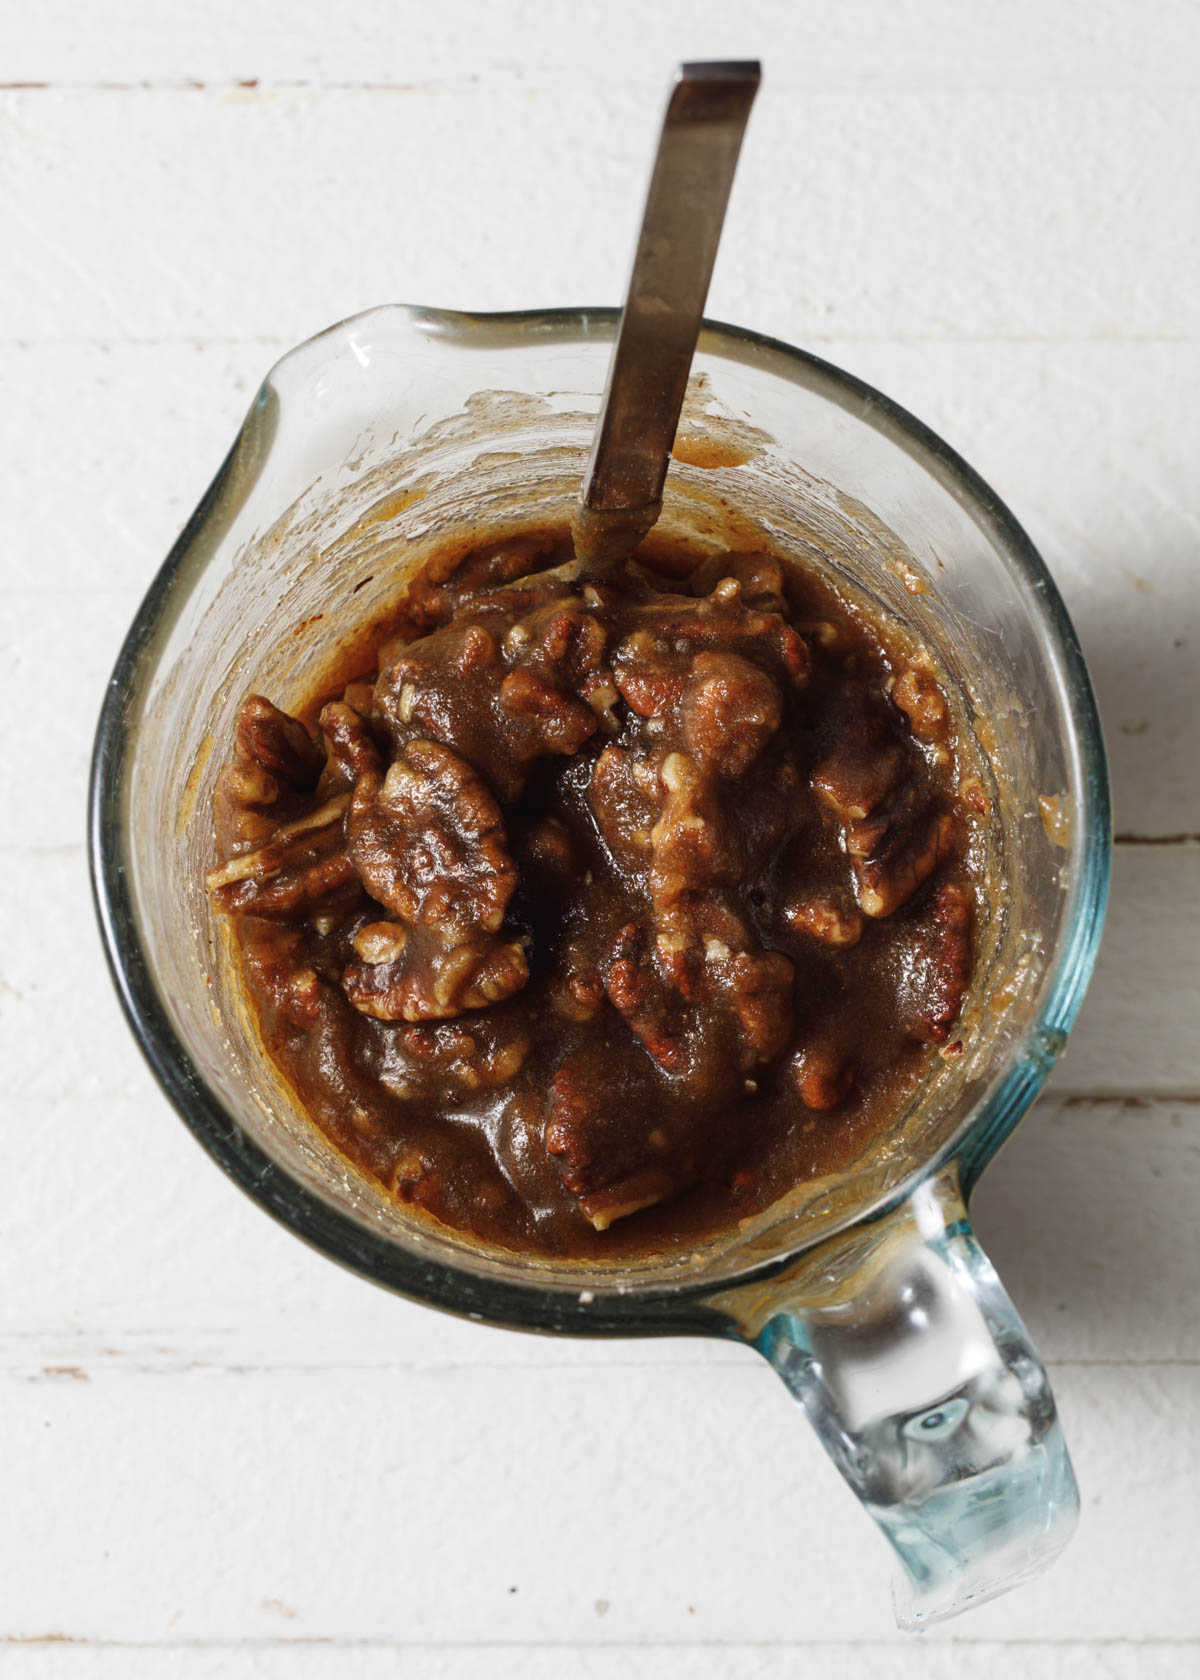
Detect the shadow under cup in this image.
<box><xmin>90</xmin><ymin>306</ymin><xmax>1110</xmax><ymax>1623</ymax></box>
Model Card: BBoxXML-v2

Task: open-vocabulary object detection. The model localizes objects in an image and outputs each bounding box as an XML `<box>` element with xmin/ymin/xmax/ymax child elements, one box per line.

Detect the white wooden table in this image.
<box><xmin>3</xmin><ymin>3</ymin><xmax>1198</xmax><ymax>1673</ymax></box>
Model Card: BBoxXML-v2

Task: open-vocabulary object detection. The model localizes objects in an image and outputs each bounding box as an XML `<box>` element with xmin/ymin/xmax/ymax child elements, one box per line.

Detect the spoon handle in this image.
<box><xmin>574</xmin><ymin>60</ymin><xmax>761</xmax><ymax>566</ymax></box>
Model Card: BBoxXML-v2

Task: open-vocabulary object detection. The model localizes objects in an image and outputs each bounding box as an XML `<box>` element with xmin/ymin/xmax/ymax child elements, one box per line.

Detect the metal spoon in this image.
<box><xmin>571</xmin><ymin>60</ymin><xmax>761</xmax><ymax>570</ymax></box>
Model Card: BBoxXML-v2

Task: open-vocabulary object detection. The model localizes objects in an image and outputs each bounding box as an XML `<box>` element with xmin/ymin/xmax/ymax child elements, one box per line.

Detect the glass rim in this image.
<box><xmin>89</xmin><ymin>303</ymin><xmax>1111</xmax><ymax>1336</ymax></box>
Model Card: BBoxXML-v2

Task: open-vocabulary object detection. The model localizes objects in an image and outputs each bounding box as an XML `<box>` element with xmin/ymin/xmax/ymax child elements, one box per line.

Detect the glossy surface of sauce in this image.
<box><xmin>208</xmin><ymin>530</ymin><xmax>977</xmax><ymax>1258</ymax></box>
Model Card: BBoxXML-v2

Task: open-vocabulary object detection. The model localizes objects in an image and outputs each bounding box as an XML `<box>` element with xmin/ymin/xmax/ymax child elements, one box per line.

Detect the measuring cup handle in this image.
<box><xmin>747</xmin><ymin>1171</ymin><xmax>1078</xmax><ymax>1627</ymax></box>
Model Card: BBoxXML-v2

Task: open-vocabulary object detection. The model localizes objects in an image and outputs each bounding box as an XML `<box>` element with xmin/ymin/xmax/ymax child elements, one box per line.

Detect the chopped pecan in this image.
<box><xmin>390</xmin><ymin>1146</ymin><xmax>440</xmax><ymax>1202</ymax></box>
<box><xmin>213</xmin><ymin>760</ymin><xmax>280</xmax><ymax>852</ymax></box>
<box><xmin>581</xmin><ymin>669</ymin><xmax>622</xmax><ymax>731</ymax></box>
<box><xmin>612</xmin><ymin>633</ymin><xmax>688</xmax><ymax>717</ymax></box>
<box><xmin>207</xmin><ymin>795</ymin><xmax>357</xmax><ymax>919</ymax></box>
<box><xmin>771</xmin><ymin>621</ymin><xmax>811</xmax><ymax>684</ymax></box>
<box><xmin>607</xmin><ymin>901</ymin><xmax>794</xmax><ymax>1082</ymax></box>
<box><xmin>517</xmin><ymin>816</ymin><xmax>578</xmax><ymax>883</ymax></box>
<box><xmin>853</xmin><ymin>802</ymin><xmax>957</xmax><ymax>919</ymax></box>
<box><xmin>319</xmin><ymin>701</ymin><xmax>383</xmax><ymax>788</ymax></box>
<box><xmin>477</xmin><ymin>1031</ymin><xmax>529</xmax><ymax>1087</ymax></box>
<box><xmin>239</xmin><ymin>921</ymin><xmax>327</xmax><ymax>1030</ymax></box>
<box><xmin>681</xmin><ymin>651</ymin><xmax>782</xmax><ymax>778</ymax></box>
<box><xmin>376</xmin><ymin>1017</ymin><xmax>526</xmax><ymax>1107</ymax></box>
<box><xmin>587</xmin><ymin>745</ymin><xmax>656</xmax><ymax>866</ymax></box>
<box><xmin>456</xmin><ymin>624</ymin><xmax>498</xmax><ymax>673</ymax></box>
<box><xmin>376</xmin><ymin>599</ymin><xmax>608</xmax><ymax>800</ymax></box>
<box><xmin>235</xmin><ymin>695</ymin><xmax>324</xmax><ymax>791</ymax></box>
<box><xmin>656</xmin><ymin>895</ymin><xmax>794</xmax><ymax>1070</ymax></box>
<box><xmin>784</xmin><ymin>895</ymin><xmax>864</xmax><ymax>948</ymax></box>
<box><xmin>523</xmin><ymin>603</ymin><xmax>608</xmax><ymax>680</ymax></box>
<box><xmin>343</xmin><ymin>925</ymin><xmax>529</xmax><ymax>1022</ymax></box>
<box><xmin>352</xmin><ymin>921</ymin><xmax>409</xmax><ymax>964</ymax></box>
<box><xmin>376</xmin><ymin>1019</ymin><xmax>476</xmax><ymax>1100</ymax></box>
<box><xmin>347</xmin><ymin>740</ymin><xmax>515</xmax><ymax>936</ymax></box>
<box><xmin>892</xmin><ymin>663</ymin><xmax>950</xmax><ymax>742</ymax></box>
<box><xmin>811</xmin><ymin>685</ymin><xmax>956</xmax><ymax>920</ymax></box>
<box><xmin>543</xmin><ymin>1057</ymin><xmax>598</xmax><ymax>1194</ymax></box>
<box><xmin>649</xmin><ymin>752</ymin><xmax>739</xmax><ymax>911</ymax></box>
<box><xmin>384</xmin><ymin>618</ymin><xmax>502</xmax><ymax>720</ymax></box>
<box><xmin>579</xmin><ymin>1171</ymin><xmax>676</xmax><ymax>1233</ymax></box>
<box><xmin>895</xmin><ymin>879</ymin><xmax>973</xmax><ymax>1042</ymax></box>
<box><xmin>498</xmin><ymin>666</ymin><xmax>597</xmax><ymax>756</ymax></box>
<box><xmin>791</xmin><ymin>1040</ymin><xmax>854</xmax><ymax>1110</ymax></box>
<box><xmin>551</xmin><ymin>949</ymin><xmax>606</xmax><ymax>1022</ymax></box>
<box><xmin>812</xmin><ymin>689</ymin><xmax>908</xmax><ymax>823</ymax></box>
<box><xmin>401</xmin><ymin>533</ymin><xmax>560</xmax><ymax>628</ymax></box>
<box><xmin>626</xmin><ymin>588</ymin><xmax>808</xmax><ymax>688</ymax></box>
<box><xmin>544</xmin><ymin>1051</ymin><xmax>682</xmax><ymax>1229</ymax></box>
<box><xmin>605</xmin><ymin>921</ymin><xmax>685</xmax><ymax>1071</ymax></box>
<box><xmin>723</xmin><ymin>947</ymin><xmax>795</xmax><ymax>1065</ymax></box>
<box><xmin>340</xmin><ymin>679</ymin><xmax>376</xmax><ymax>717</ymax></box>
<box><xmin>691</xmin><ymin>550</ymin><xmax>786</xmax><ymax>611</ymax></box>
<box><xmin>652</xmin><ymin>892</ymin><xmax>745</xmax><ymax>1001</ymax></box>
<box><xmin>212</xmin><ymin>845</ymin><xmax>357</xmax><ymax>921</ymax></box>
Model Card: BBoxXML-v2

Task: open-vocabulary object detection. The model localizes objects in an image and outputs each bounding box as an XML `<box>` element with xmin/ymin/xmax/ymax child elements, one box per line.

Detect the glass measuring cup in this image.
<box><xmin>89</xmin><ymin>306</ymin><xmax>1110</xmax><ymax>1626</ymax></box>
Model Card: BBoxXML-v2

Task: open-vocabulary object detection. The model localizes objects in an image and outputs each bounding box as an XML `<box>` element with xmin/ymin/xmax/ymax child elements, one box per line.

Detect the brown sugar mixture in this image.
<box><xmin>207</xmin><ymin>530</ymin><xmax>977</xmax><ymax>1258</ymax></box>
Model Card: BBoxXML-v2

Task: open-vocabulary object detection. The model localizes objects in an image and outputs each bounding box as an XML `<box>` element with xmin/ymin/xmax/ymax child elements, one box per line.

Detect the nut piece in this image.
<box><xmin>206</xmin><ymin>794</ymin><xmax>357</xmax><ymax>920</ymax></box>
<box><xmin>580</xmin><ymin>1173</ymin><xmax>675</xmax><ymax>1233</ymax></box>
<box><xmin>649</xmin><ymin>751</ymin><xmax>739</xmax><ymax>911</ymax></box>
<box><xmin>343</xmin><ymin>927</ymin><xmax>529</xmax><ymax>1023</ymax></box>
<box><xmin>791</xmin><ymin>1041</ymin><xmax>854</xmax><ymax>1111</ymax></box>
<box><xmin>681</xmin><ymin>652</ymin><xmax>782</xmax><ymax>778</ymax></box>
<box><xmin>340</xmin><ymin>679</ymin><xmax>376</xmax><ymax>717</ymax></box>
<box><xmin>854</xmin><ymin>803</ymin><xmax>958</xmax><ymax>919</ymax></box>
<box><xmin>785</xmin><ymin>896</ymin><xmax>864</xmax><ymax>948</ymax></box>
<box><xmin>399</xmin><ymin>532</ymin><xmax>559</xmax><ymax>629</ymax></box>
<box><xmin>213</xmin><ymin>760</ymin><xmax>280</xmax><ymax>851</ymax></box>
<box><xmin>239</xmin><ymin>923</ymin><xmax>329</xmax><ymax>1030</ymax></box>
<box><xmin>319</xmin><ymin>701</ymin><xmax>383</xmax><ymax>788</ymax></box>
<box><xmin>353</xmin><ymin>921</ymin><xmax>409</xmax><ymax>964</ymax></box>
<box><xmin>605</xmin><ymin>921</ymin><xmax>684</xmax><ymax>1071</ymax></box>
<box><xmin>613</xmin><ymin>639</ymin><xmax>687</xmax><ymax>718</ymax></box>
<box><xmin>498</xmin><ymin>666</ymin><xmax>597</xmax><ymax>755</ymax></box>
<box><xmin>236</xmin><ymin>694</ymin><xmax>324</xmax><ymax>791</ymax></box>
<box><xmin>582</xmin><ymin>672</ymin><xmax>621</xmax><ymax>730</ymax></box>
<box><xmin>543</xmin><ymin>1052</ymin><xmax>678</xmax><ymax>1230</ymax></box>
<box><xmin>519</xmin><ymin>816</ymin><xmax>577</xmax><ymax>881</ymax></box>
<box><xmin>892</xmin><ymin>663</ymin><xmax>950</xmax><ymax>742</ymax></box>
<box><xmin>347</xmin><ymin>738</ymin><xmax>515</xmax><ymax>936</ymax></box>
<box><xmin>813</xmin><ymin>752</ymin><xmax>906</xmax><ymax>824</ymax></box>
<box><xmin>551</xmin><ymin>947</ymin><xmax>605</xmax><ymax>1022</ymax></box>
<box><xmin>811</xmin><ymin>686</ymin><xmax>958</xmax><ymax>921</ymax></box>
<box><xmin>724</xmin><ymin>946</ymin><xmax>795</xmax><ymax>1066</ymax></box>
<box><xmin>588</xmin><ymin>746</ymin><xmax>656</xmax><ymax>865</ymax></box>
<box><xmin>342</xmin><ymin>737</ymin><xmax>527</xmax><ymax>1022</ymax></box>
<box><xmin>895</xmin><ymin>879</ymin><xmax>974</xmax><ymax>1042</ymax></box>
<box><xmin>691</xmin><ymin>551</ymin><xmax>786</xmax><ymax>611</ymax></box>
